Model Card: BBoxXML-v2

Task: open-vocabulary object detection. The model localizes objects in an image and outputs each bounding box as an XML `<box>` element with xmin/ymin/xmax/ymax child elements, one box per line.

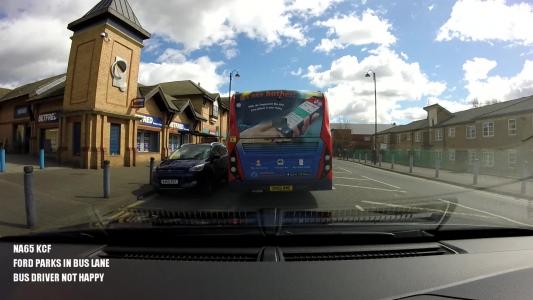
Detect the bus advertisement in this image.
<box><xmin>227</xmin><ymin>90</ymin><xmax>333</xmax><ymax>192</ymax></box>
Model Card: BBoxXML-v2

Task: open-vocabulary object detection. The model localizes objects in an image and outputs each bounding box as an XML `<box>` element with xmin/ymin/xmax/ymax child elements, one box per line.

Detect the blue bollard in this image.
<box><xmin>0</xmin><ymin>148</ymin><xmax>5</xmax><ymax>172</ymax></box>
<box><xmin>39</xmin><ymin>149</ymin><xmax>45</xmax><ymax>169</ymax></box>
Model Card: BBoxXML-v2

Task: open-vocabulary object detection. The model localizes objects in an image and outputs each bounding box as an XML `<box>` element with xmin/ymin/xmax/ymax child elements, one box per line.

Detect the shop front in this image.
<box><xmin>169</xmin><ymin>121</ymin><xmax>192</xmax><ymax>152</ymax></box>
<box><xmin>12</xmin><ymin>105</ymin><xmax>32</xmax><ymax>154</ymax></box>
<box><xmin>37</xmin><ymin>111</ymin><xmax>60</xmax><ymax>158</ymax></box>
<box><xmin>135</xmin><ymin>114</ymin><xmax>163</xmax><ymax>164</ymax></box>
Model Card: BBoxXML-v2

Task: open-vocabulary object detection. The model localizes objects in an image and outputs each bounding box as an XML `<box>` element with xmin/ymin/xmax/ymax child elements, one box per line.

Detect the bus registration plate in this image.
<box><xmin>269</xmin><ymin>185</ymin><xmax>293</xmax><ymax>192</ymax></box>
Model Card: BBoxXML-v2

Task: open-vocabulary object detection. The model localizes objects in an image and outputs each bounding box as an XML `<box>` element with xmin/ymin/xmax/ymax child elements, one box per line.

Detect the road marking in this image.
<box><xmin>355</xmin><ymin>205</ymin><xmax>365</xmax><ymax>211</ymax></box>
<box><xmin>361</xmin><ymin>175</ymin><xmax>402</xmax><ymax>190</ymax></box>
<box><xmin>335</xmin><ymin>176</ymin><xmax>370</xmax><ymax>181</ymax></box>
<box><xmin>334</xmin><ymin>183</ymin><xmax>407</xmax><ymax>193</ymax></box>
<box><xmin>361</xmin><ymin>200</ymin><xmax>492</xmax><ymax>219</ymax></box>
<box><xmin>334</xmin><ymin>171</ymin><xmax>351</xmax><ymax>174</ymax></box>
<box><xmin>337</xmin><ymin>167</ymin><xmax>353</xmax><ymax>173</ymax></box>
<box><xmin>437</xmin><ymin>198</ymin><xmax>533</xmax><ymax>227</ymax></box>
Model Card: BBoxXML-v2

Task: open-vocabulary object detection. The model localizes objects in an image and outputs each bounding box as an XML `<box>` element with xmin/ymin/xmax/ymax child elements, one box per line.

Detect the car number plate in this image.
<box><xmin>269</xmin><ymin>185</ymin><xmax>293</xmax><ymax>192</ymax></box>
<box><xmin>161</xmin><ymin>179</ymin><xmax>179</xmax><ymax>185</ymax></box>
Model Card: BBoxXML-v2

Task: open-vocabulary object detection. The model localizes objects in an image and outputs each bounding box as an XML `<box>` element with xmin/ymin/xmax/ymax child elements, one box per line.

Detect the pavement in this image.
<box><xmin>0</xmin><ymin>155</ymin><xmax>154</xmax><ymax>236</ymax></box>
<box><xmin>341</xmin><ymin>156</ymin><xmax>533</xmax><ymax>200</ymax></box>
<box><xmin>2</xmin><ymin>156</ymin><xmax>533</xmax><ymax>237</ymax></box>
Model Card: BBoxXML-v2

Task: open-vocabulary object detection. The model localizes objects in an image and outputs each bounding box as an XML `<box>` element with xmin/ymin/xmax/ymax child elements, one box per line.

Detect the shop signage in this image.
<box><xmin>169</xmin><ymin>122</ymin><xmax>190</xmax><ymax>131</ymax></box>
<box><xmin>131</xmin><ymin>97</ymin><xmax>145</xmax><ymax>108</ymax></box>
<box><xmin>38</xmin><ymin>112</ymin><xmax>59</xmax><ymax>123</ymax></box>
<box><xmin>14</xmin><ymin>106</ymin><xmax>29</xmax><ymax>118</ymax></box>
<box><xmin>136</xmin><ymin>114</ymin><xmax>163</xmax><ymax>128</ymax></box>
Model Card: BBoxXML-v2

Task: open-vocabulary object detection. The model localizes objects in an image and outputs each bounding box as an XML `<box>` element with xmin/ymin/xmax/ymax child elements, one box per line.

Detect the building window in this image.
<box><xmin>466</xmin><ymin>125</ymin><xmax>476</xmax><ymax>139</ymax></box>
<box><xmin>508</xmin><ymin>149</ymin><xmax>517</xmax><ymax>168</ymax></box>
<box><xmin>137</xmin><ymin>130</ymin><xmax>160</xmax><ymax>153</ymax></box>
<box><xmin>406</xmin><ymin>133</ymin><xmax>411</xmax><ymax>141</ymax></box>
<box><xmin>435</xmin><ymin>128</ymin><xmax>443</xmax><ymax>141</ymax></box>
<box><xmin>448</xmin><ymin>127</ymin><xmax>455</xmax><ymax>137</ymax></box>
<box><xmin>448</xmin><ymin>149</ymin><xmax>455</xmax><ymax>161</ymax></box>
<box><xmin>181</xmin><ymin>133</ymin><xmax>191</xmax><ymax>145</ymax></box>
<box><xmin>169</xmin><ymin>134</ymin><xmax>181</xmax><ymax>153</ymax></box>
<box><xmin>508</xmin><ymin>119</ymin><xmax>517</xmax><ymax>135</ymax></box>
<box><xmin>211</xmin><ymin>100</ymin><xmax>219</xmax><ymax>118</ymax></box>
<box><xmin>482</xmin><ymin>121</ymin><xmax>494</xmax><ymax>137</ymax></box>
<box><xmin>482</xmin><ymin>151</ymin><xmax>494</xmax><ymax>167</ymax></box>
<box><xmin>415</xmin><ymin>131</ymin><xmax>421</xmax><ymax>142</ymax></box>
<box><xmin>72</xmin><ymin>122</ymin><xmax>81</xmax><ymax>156</ymax></box>
<box><xmin>396</xmin><ymin>134</ymin><xmax>401</xmax><ymax>144</ymax></box>
<box><xmin>468</xmin><ymin>150</ymin><xmax>477</xmax><ymax>165</ymax></box>
<box><xmin>109</xmin><ymin>124</ymin><xmax>121</xmax><ymax>155</ymax></box>
<box><xmin>40</xmin><ymin>128</ymin><xmax>59</xmax><ymax>153</ymax></box>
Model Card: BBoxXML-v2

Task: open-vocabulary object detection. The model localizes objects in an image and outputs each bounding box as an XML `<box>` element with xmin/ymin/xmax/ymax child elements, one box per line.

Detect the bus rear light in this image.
<box><xmin>324</xmin><ymin>165</ymin><xmax>330</xmax><ymax>171</ymax></box>
<box><xmin>325</xmin><ymin>154</ymin><xmax>331</xmax><ymax>161</ymax></box>
<box><xmin>230</xmin><ymin>167</ymin><xmax>237</xmax><ymax>173</ymax></box>
<box><xmin>230</xmin><ymin>156</ymin><xmax>236</xmax><ymax>163</ymax></box>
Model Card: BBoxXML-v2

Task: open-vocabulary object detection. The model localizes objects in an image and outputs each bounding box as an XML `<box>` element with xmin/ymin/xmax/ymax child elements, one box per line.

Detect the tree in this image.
<box><xmin>470</xmin><ymin>98</ymin><xmax>479</xmax><ymax>108</ymax></box>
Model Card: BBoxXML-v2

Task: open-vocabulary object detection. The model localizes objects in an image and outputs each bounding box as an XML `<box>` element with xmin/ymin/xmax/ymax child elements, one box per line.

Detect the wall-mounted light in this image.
<box><xmin>100</xmin><ymin>32</ymin><xmax>110</xmax><ymax>42</ymax></box>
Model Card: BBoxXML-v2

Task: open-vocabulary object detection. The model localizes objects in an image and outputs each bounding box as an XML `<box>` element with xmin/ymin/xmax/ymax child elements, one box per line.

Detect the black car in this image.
<box><xmin>152</xmin><ymin>143</ymin><xmax>228</xmax><ymax>194</ymax></box>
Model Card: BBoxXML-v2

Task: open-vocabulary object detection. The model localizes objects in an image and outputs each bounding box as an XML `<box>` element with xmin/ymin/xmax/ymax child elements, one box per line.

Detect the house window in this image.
<box><xmin>72</xmin><ymin>122</ymin><xmax>81</xmax><ymax>156</ymax></box>
<box><xmin>468</xmin><ymin>150</ymin><xmax>477</xmax><ymax>165</ymax></box>
<box><xmin>384</xmin><ymin>135</ymin><xmax>389</xmax><ymax>144</ymax></box>
<box><xmin>415</xmin><ymin>132</ymin><xmax>421</xmax><ymax>142</ymax></box>
<box><xmin>448</xmin><ymin>127</ymin><xmax>455</xmax><ymax>137</ymax></box>
<box><xmin>435</xmin><ymin>128</ymin><xmax>443</xmax><ymax>141</ymax></box>
<box><xmin>169</xmin><ymin>134</ymin><xmax>181</xmax><ymax>153</ymax></box>
<box><xmin>137</xmin><ymin>130</ymin><xmax>160</xmax><ymax>153</ymax></box>
<box><xmin>508</xmin><ymin>149</ymin><xmax>517</xmax><ymax>168</ymax></box>
<box><xmin>109</xmin><ymin>124</ymin><xmax>121</xmax><ymax>155</ymax></box>
<box><xmin>482</xmin><ymin>121</ymin><xmax>494</xmax><ymax>137</ymax></box>
<box><xmin>508</xmin><ymin>119</ymin><xmax>517</xmax><ymax>135</ymax></box>
<box><xmin>396</xmin><ymin>134</ymin><xmax>401</xmax><ymax>143</ymax></box>
<box><xmin>448</xmin><ymin>149</ymin><xmax>455</xmax><ymax>161</ymax></box>
<box><xmin>406</xmin><ymin>133</ymin><xmax>411</xmax><ymax>141</ymax></box>
<box><xmin>466</xmin><ymin>125</ymin><xmax>476</xmax><ymax>139</ymax></box>
<box><xmin>211</xmin><ymin>100</ymin><xmax>219</xmax><ymax>118</ymax></box>
<box><xmin>482</xmin><ymin>151</ymin><xmax>494</xmax><ymax>167</ymax></box>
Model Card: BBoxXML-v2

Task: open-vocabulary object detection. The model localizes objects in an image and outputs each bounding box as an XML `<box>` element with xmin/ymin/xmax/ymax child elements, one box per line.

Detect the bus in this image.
<box><xmin>227</xmin><ymin>90</ymin><xmax>333</xmax><ymax>192</ymax></box>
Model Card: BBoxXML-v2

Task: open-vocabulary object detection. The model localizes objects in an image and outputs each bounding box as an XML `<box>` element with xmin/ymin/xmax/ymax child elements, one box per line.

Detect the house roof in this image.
<box><xmin>68</xmin><ymin>0</ymin><xmax>150</xmax><ymax>39</ymax></box>
<box><xmin>378</xmin><ymin>119</ymin><xmax>428</xmax><ymax>134</ymax></box>
<box><xmin>220</xmin><ymin>96</ymin><xmax>230</xmax><ymax>110</ymax></box>
<box><xmin>477</xmin><ymin>95</ymin><xmax>533</xmax><ymax>119</ymax></box>
<box><xmin>330</xmin><ymin>123</ymin><xmax>395</xmax><ymax>135</ymax></box>
<box><xmin>0</xmin><ymin>88</ymin><xmax>12</xmax><ymax>98</ymax></box>
<box><xmin>158</xmin><ymin>80</ymin><xmax>216</xmax><ymax>101</ymax></box>
<box><xmin>440</xmin><ymin>97</ymin><xmax>530</xmax><ymax>126</ymax></box>
<box><xmin>0</xmin><ymin>74</ymin><xmax>66</xmax><ymax>103</ymax></box>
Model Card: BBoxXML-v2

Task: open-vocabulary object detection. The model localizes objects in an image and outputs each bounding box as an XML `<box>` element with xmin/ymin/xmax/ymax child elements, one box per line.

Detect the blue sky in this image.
<box><xmin>1</xmin><ymin>0</ymin><xmax>533</xmax><ymax>124</ymax></box>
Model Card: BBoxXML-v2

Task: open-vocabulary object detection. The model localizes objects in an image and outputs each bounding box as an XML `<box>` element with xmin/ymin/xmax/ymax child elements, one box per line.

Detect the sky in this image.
<box><xmin>1</xmin><ymin>0</ymin><xmax>532</xmax><ymax>125</ymax></box>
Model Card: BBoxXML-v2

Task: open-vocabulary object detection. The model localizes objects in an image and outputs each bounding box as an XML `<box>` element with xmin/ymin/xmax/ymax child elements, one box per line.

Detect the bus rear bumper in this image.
<box><xmin>229</xmin><ymin>178</ymin><xmax>332</xmax><ymax>192</ymax></box>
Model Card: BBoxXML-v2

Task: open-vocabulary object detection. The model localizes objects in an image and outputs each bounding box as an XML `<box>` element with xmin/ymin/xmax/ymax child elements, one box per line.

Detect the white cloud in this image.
<box><xmin>304</xmin><ymin>47</ymin><xmax>446</xmax><ymax>123</ymax></box>
<box><xmin>462</xmin><ymin>57</ymin><xmax>497</xmax><ymax>82</ymax></box>
<box><xmin>290</xmin><ymin>67</ymin><xmax>303</xmax><ymax>76</ymax></box>
<box><xmin>436</xmin><ymin>0</ymin><xmax>533</xmax><ymax>45</ymax></box>
<box><xmin>314</xmin><ymin>10</ymin><xmax>396</xmax><ymax>53</ymax></box>
<box><xmin>134</xmin><ymin>0</ymin><xmax>315</xmax><ymax>52</ymax></box>
<box><xmin>400</xmin><ymin>52</ymin><xmax>408</xmax><ymax>60</ymax></box>
<box><xmin>427</xmin><ymin>97</ymin><xmax>471</xmax><ymax>113</ymax></box>
<box><xmin>140</xmin><ymin>55</ymin><xmax>224</xmax><ymax>93</ymax></box>
<box><xmin>428</xmin><ymin>4</ymin><xmax>435</xmax><ymax>11</ymax></box>
<box><xmin>0</xmin><ymin>0</ymin><xmax>94</xmax><ymax>88</ymax></box>
<box><xmin>288</xmin><ymin>0</ymin><xmax>344</xmax><ymax>17</ymax></box>
<box><xmin>463</xmin><ymin>58</ymin><xmax>533</xmax><ymax>102</ymax></box>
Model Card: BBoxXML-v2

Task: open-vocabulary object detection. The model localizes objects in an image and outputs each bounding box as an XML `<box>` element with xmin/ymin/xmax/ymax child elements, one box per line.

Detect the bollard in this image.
<box><xmin>473</xmin><ymin>159</ymin><xmax>480</xmax><ymax>185</ymax></box>
<box><xmin>522</xmin><ymin>161</ymin><xmax>529</xmax><ymax>194</ymax></box>
<box><xmin>39</xmin><ymin>149</ymin><xmax>45</xmax><ymax>169</ymax></box>
<box><xmin>391</xmin><ymin>154</ymin><xmax>395</xmax><ymax>170</ymax></box>
<box><xmin>24</xmin><ymin>166</ymin><xmax>36</xmax><ymax>228</ymax></box>
<box><xmin>378</xmin><ymin>154</ymin><xmax>382</xmax><ymax>167</ymax></box>
<box><xmin>435</xmin><ymin>159</ymin><xmax>440</xmax><ymax>178</ymax></box>
<box><xmin>0</xmin><ymin>148</ymin><xmax>5</xmax><ymax>172</ymax></box>
<box><xmin>409</xmin><ymin>154</ymin><xmax>413</xmax><ymax>173</ymax></box>
<box><xmin>364</xmin><ymin>153</ymin><xmax>368</xmax><ymax>164</ymax></box>
<box><xmin>149</xmin><ymin>157</ymin><xmax>155</xmax><ymax>185</ymax></box>
<box><xmin>103</xmin><ymin>160</ymin><xmax>110</xmax><ymax>198</ymax></box>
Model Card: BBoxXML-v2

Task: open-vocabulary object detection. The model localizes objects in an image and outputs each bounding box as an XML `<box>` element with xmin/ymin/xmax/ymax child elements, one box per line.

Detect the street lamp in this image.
<box><xmin>365</xmin><ymin>70</ymin><xmax>377</xmax><ymax>165</ymax></box>
<box><xmin>226</xmin><ymin>69</ymin><xmax>240</xmax><ymax>144</ymax></box>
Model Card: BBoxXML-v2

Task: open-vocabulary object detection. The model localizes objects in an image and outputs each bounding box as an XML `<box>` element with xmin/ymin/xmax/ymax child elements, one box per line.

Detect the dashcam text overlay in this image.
<box><xmin>12</xmin><ymin>244</ymin><xmax>108</xmax><ymax>283</ymax></box>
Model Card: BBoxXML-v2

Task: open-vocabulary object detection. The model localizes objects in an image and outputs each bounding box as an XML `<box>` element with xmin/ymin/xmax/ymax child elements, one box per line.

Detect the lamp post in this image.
<box><xmin>226</xmin><ymin>69</ymin><xmax>240</xmax><ymax>144</ymax></box>
<box><xmin>365</xmin><ymin>70</ymin><xmax>377</xmax><ymax>165</ymax></box>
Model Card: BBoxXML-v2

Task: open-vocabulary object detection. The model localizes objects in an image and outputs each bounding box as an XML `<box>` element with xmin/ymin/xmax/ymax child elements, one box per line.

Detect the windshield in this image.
<box><xmin>168</xmin><ymin>145</ymin><xmax>211</xmax><ymax>160</ymax></box>
<box><xmin>1</xmin><ymin>0</ymin><xmax>533</xmax><ymax>246</ymax></box>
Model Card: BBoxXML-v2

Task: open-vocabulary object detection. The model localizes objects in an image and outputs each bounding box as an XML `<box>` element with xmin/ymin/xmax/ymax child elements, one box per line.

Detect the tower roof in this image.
<box><xmin>68</xmin><ymin>0</ymin><xmax>150</xmax><ymax>40</ymax></box>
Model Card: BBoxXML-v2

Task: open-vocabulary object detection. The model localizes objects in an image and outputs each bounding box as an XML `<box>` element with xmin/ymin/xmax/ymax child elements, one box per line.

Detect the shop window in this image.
<box><xmin>169</xmin><ymin>134</ymin><xmax>181</xmax><ymax>152</ymax></box>
<box><xmin>137</xmin><ymin>130</ymin><xmax>160</xmax><ymax>153</ymax></box>
<box><xmin>41</xmin><ymin>128</ymin><xmax>58</xmax><ymax>153</ymax></box>
<box><xmin>72</xmin><ymin>122</ymin><xmax>81</xmax><ymax>156</ymax></box>
<box><xmin>110</xmin><ymin>124</ymin><xmax>121</xmax><ymax>155</ymax></box>
<box><xmin>181</xmin><ymin>134</ymin><xmax>191</xmax><ymax>145</ymax></box>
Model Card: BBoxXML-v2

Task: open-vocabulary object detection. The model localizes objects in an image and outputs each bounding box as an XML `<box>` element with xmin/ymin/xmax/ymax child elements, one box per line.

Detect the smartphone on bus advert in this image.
<box><xmin>274</xmin><ymin>98</ymin><xmax>322</xmax><ymax>137</ymax></box>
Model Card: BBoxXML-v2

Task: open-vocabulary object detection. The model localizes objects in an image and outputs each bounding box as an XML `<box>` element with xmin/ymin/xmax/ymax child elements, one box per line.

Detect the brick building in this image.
<box><xmin>331</xmin><ymin>123</ymin><xmax>394</xmax><ymax>156</ymax></box>
<box><xmin>376</xmin><ymin>96</ymin><xmax>533</xmax><ymax>175</ymax></box>
<box><xmin>0</xmin><ymin>0</ymin><xmax>229</xmax><ymax>169</ymax></box>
